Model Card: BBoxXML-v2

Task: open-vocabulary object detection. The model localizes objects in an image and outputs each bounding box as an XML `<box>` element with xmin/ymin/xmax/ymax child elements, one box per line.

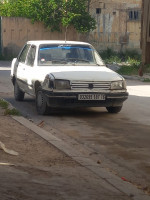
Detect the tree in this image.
<box><xmin>0</xmin><ymin>0</ymin><xmax>96</xmax><ymax>33</ymax></box>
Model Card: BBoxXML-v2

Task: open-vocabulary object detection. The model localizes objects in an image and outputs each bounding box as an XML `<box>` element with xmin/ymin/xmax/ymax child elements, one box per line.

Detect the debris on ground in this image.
<box><xmin>0</xmin><ymin>141</ymin><xmax>19</xmax><ymax>156</ymax></box>
<box><xmin>121</xmin><ymin>177</ymin><xmax>128</xmax><ymax>182</ymax></box>
<box><xmin>37</xmin><ymin>120</ymin><xmax>45</xmax><ymax>127</ymax></box>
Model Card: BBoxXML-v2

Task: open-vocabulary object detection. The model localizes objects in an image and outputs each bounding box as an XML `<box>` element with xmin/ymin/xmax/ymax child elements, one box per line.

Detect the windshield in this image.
<box><xmin>38</xmin><ymin>44</ymin><xmax>104</xmax><ymax>66</ymax></box>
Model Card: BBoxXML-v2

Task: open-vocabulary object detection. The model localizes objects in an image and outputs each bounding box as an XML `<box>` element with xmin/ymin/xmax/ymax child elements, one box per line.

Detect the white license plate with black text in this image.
<box><xmin>78</xmin><ymin>94</ymin><xmax>105</xmax><ymax>100</ymax></box>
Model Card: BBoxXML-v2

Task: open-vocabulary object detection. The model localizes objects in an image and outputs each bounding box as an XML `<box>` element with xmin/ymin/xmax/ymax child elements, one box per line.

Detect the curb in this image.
<box><xmin>122</xmin><ymin>75</ymin><xmax>142</xmax><ymax>80</ymax></box>
<box><xmin>122</xmin><ymin>75</ymin><xmax>145</xmax><ymax>81</ymax></box>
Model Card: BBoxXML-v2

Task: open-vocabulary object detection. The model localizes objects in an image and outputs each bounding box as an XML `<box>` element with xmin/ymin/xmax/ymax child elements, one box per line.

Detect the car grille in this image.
<box><xmin>71</xmin><ymin>81</ymin><xmax>111</xmax><ymax>90</ymax></box>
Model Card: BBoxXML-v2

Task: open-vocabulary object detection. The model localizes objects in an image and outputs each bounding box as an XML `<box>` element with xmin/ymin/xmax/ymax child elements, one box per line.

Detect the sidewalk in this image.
<box><xmin>0</xmin><ymin>106</ymin><xmax>149</xmax><ymax>200</ymax></box>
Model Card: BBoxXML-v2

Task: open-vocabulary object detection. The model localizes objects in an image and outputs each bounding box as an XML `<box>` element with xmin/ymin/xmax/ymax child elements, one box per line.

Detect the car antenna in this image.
<box><xmin>65</xmin><ymin>26</ymin><xmax>68</xmax><ymax>43</ymax></box>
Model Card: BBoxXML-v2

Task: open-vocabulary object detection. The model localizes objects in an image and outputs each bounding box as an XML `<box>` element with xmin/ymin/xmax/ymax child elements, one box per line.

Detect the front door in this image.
<box><xmin>16</xmin><ymin>44</ymin><xmax>30</xmax><ymax>91</ymax></box>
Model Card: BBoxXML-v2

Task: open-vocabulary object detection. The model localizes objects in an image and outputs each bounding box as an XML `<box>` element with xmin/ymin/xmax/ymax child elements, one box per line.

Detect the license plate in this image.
<box><xmin>78</xmin><ymin>94</ymin><xmax>105</xmax><ymax>100</ymax></box>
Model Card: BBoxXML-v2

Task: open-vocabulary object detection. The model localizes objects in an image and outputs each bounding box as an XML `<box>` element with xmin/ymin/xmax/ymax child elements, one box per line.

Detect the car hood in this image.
<box><xmin>36</xmin><ymin>65</ymin><xmax>123</xmax><ymax>82</ymax></box>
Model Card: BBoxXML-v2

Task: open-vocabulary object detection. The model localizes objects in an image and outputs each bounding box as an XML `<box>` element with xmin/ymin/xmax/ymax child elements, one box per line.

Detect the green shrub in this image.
<box><xmin>0</xmin><ymin>98</ymin><xmax>21</xmax><ymax>116</ymax></box>
<box><xmin>4</xmin><ymin>108</ymin><xmax>21</xmax><ymax>116</ymax></box>
<box><xmin>99</xmin><ymin>48</ymin><xmax>142</xmax><ymax>75</ymax></box>
<box><xmin>0</xmin><ymin>99</ymin><xmax>9</xmax><ymax>109</ymax></box>
<box><xmin>117</xmin><ymin>65</ymin><xmax>140</xmax><ymax>75</ymax></box>
<box><xmin>100</xmin><ymin>48</ymin><xmax>141</xmax><ymax>64</ymax></box>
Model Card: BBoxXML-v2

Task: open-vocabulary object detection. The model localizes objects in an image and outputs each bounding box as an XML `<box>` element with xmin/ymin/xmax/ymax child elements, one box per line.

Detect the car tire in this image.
<box><xmin>36</xmin><ymin>87</ymin><xmax>49</xmax><ymax>115</ymax></box>
<box><xmin>14</xmin><ymin>81</ymin><xmax>25</xmax><ymax>101</ymax></box>
<box><xmin>106</xmin><ymin>106</ymin><xmax>122</xmax><ymax>113</ymax></box>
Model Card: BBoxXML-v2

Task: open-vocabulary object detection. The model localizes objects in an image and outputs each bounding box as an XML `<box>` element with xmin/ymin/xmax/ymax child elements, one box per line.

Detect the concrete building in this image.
<box><xmin>88</xmin><ymin>0</ymin><xmax>142</xmax><ymax>52</ymax></box>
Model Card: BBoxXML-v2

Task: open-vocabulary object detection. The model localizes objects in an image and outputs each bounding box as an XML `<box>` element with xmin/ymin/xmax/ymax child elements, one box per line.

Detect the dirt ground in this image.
<box><xmin>0</xmin><ymin>107</ymin><xmax>133</xmax><ymax>200</ymax></box>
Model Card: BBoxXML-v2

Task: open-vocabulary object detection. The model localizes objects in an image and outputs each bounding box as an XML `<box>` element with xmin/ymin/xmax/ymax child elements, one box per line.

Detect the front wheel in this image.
<box><xmin>36</xmin><ymin>87</ymin><xmax>49</xmax><ymax>115</ymax></box>
<box><xmin>106</xmin><ymin>106</ymin><xmax>122</xmax><ymax>114</ymax></box>
<box><xmin>14</xmin><ymin>81</ymin><xmax>25</xmax><ymax>101</ymax></box>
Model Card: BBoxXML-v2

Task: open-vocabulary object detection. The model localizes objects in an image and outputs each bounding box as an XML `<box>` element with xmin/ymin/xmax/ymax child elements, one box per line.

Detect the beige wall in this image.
<box><xmin>1</xmin><ymin>17</ymin><xmax>85</xmax><ymax>57</ymax></box>
<box><xmin>88</xmin><ymin>0</ymin><xmax>142</xmax><ymax>52</ymax></box>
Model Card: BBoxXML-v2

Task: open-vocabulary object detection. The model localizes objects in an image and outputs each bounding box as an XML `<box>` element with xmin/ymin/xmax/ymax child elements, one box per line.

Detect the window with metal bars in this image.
<box><xmin>128</xmin><ymin>10</ymin><xmax>141</xmax><ymax>21</ymax></box>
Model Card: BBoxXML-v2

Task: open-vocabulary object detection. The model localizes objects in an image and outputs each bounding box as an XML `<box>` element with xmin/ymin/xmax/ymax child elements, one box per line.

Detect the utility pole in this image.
<box><xmin>88</xmin><ymin>0</ymin><xmax>91</xmax><ymax>12</ymax></box>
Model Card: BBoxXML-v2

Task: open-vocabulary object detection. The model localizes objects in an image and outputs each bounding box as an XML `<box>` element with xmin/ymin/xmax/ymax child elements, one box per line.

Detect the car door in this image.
<box><xmin>24</xmin><ymin>45</ymin><xmax>36</xmax><ymax>95</ymax></box>
<box><xmin>16</xmin><ymin>44</ymin><xmax>31</xmax><ymax>91</ymax></box>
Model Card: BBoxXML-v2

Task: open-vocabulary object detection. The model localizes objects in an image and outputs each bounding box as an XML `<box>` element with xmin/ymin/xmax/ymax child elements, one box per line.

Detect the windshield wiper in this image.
<box><xmin>51</xmin><ymin>60</ymin><xmax>67</xmax><ymax>64</ymax></box>
<box><xmin>67</xmin><ymin>58</ymin><xmax>90</xmax><ymax>63</ymax></box>
<box><xmin>76</xmin><ymin>59</ymin><xmax>90</xmax><ymax>63</ymax></box>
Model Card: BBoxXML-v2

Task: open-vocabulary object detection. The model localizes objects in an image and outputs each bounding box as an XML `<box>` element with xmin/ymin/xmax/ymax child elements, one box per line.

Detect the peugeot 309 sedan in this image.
<box><xmin>11</xmin><ymin>40</ymin><xmax>128</xmax><ymax>115</ymax></box>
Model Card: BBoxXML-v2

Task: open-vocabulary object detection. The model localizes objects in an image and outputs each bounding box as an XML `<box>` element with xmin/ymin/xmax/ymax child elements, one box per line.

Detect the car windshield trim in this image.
<box><xmin>40</xmin><ymin>46</ymin><xmax>93</xmax><ymax>51</ymax></box>
<box><xmin>38</xmin><ymin>44</ymin><xmax>104</xmax><ymax>66</ymax></box>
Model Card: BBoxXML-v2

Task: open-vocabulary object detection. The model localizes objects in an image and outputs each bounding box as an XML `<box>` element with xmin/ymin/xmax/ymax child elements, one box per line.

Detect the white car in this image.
<box><xmin>10</xmin><ymin>40</ymin><xmax>128</xmax><ymax>115</ymax></box>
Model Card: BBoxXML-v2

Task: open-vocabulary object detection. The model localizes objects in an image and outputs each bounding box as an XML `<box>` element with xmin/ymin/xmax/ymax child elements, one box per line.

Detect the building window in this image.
<box><xmin>96</xmin><ymin>8</ymin><xmax>101</xmax><ymax>14</ymax></box>
<box><xmin>128</xmin><ymin>10</ymin><xmax>140</xmax><ymax>20</ymax></box>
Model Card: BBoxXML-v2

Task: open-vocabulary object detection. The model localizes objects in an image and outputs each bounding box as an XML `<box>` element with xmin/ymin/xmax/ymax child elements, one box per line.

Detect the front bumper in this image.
<box><xmin>43</xmin><ymin>90</ymin><xmax>128</xmax><ymax>108</ymax></box>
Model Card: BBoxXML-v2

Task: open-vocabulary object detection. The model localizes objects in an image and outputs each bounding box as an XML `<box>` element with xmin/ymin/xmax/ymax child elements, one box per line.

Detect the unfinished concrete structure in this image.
<box><xmin>141</xmin><ymin>0</ymin><xmax>150</xmax><ymax>65</ymax></box>
<box><xmin>88</xmin><ymin>0</ymin><xmax>142</xmax><ymax>52</ymax></box>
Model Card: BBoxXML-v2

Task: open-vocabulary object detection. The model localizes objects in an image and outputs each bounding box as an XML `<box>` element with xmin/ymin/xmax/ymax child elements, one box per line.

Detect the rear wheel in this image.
<box><xmin>14</xmin><ymin>81</ymin><xmax>25</xmax><ymax>101</ymax></box>
<box><xmin>36</xmin><ymin>87</ymin><xmax>49</xmax><ymax>115</ymax></box>
<box><xmin>106</xmin><ymin>106</ymin><xmax>122</xmax><ymax>113</ymax></box>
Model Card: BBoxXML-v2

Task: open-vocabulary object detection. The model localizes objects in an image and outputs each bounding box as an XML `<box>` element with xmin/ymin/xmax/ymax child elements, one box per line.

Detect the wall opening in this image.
<box><xmin>128</xmin><ymin>10</ymin><xmax>141</xmax><ymax>21</ymax></box>
<box><xmin>96</xmin><ymin>8</ymin><xmax>101</xmax><ymax>14</ymax></box>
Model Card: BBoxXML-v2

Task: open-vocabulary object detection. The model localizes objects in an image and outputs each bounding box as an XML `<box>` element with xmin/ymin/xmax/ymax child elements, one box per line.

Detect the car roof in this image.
<box><xmin>27</xmin><ymin>40</ymin><xmax>91</xmax><ymax>46</ymax></box>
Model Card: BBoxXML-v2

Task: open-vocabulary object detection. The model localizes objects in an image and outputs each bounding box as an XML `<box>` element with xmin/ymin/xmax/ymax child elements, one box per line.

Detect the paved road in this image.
<box><xmin>1</xmin><ymin>61</ymin><xmax>150</xmax><ymax>194</ymax></box>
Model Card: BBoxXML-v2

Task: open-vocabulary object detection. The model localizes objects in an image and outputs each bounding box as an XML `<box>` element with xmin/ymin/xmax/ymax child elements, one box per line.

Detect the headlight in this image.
<box><xmin>43</xmin><ymin>74</ymin><xmax>55</xmax><ymax>89</ymax></box>
<box><xmin>111</xmin><ymin>80</ymin><xmax>126</xmax><ymax>90</ymax></box>
<box><xmin>55</xmin><ymin>80</ymin><xmax>70</xmax><ymax>90</ymax></box>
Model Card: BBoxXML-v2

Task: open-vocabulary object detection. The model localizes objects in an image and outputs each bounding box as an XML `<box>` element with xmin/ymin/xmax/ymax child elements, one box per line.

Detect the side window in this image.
<box><xmin>18</xmin><ymin>44</ymin><xmax>30</xmax><ymax>63</ymax></box>
<box><xmin>26</xmin><ymin>46</ymin><xmax>36</xmax><ymax>66</ymax></box>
